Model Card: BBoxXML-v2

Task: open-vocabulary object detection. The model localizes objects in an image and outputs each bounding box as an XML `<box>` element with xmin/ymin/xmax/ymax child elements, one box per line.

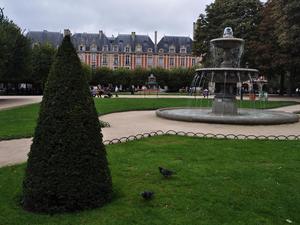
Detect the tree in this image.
<box><xmin>22</xmin><ymin>35</ymin><xmax>112</xmax><ymax>213</ymax></box>
<box><xmin>255</xmin><ymin>0</ymin><xmax>300</xmax><ymax>95</ymax></box>
<box><xmin>193</xmin><ymin>0</ymin><xmax>263</xmax><ymax>67</ymax></box>
<box><xmin>130</xmin><ymin>67</ymin><xmax>148</xmax><ymax>86</ymax></box>
<box><xmin>82</xmin><ymin>63</ymin><xmax>93</xmax><ymax>83</ymax></box>
<box><xmin>168</xmin><ymin>68</ymin><xmax>195</xmax><ymax>91</ymax></box>
<box><xmin>91</xmin><ymin>67</ymin><xmax>114</xmax><ymax>85</ymax></box>
<box><xmin>253</xmin><ymin>0</ymin><xmax>286</xmax><ymax>94</ymax></box>
<box><xmin>29</xmin><ymin>43</ymin><xmax>56</xmax><ymax>92</ymax></box>
<box><xmin>0</xmin><ymin>8</ymin><xmax>31</xmax><ymax>83</ymax></box>
<box><xmin>271</xmin><ymin>0</ymin><xmax>300</xmax><ymax>95</ymax></box>
<box><xmin>113</xmin><ymin>67</ymin><xmax>132</xmax><ymax>87</ymax></box>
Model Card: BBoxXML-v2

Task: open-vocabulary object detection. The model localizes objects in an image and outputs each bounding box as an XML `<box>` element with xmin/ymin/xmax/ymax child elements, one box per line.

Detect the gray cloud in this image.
<box><xmin>0</xmin><ymin>0</ymin><xmax>226</xmax><ymax>40</ymax></box>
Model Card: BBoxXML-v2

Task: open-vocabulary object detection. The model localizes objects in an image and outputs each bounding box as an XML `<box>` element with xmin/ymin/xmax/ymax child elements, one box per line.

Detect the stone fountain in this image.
<box><xmin>156</xmin><ymin>28</ymin><xmax>299</xmax><ymax>125</ymax></box>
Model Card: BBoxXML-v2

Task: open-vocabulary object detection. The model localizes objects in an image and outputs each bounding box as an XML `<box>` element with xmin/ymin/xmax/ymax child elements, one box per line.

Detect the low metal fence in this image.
<box><xmin>103</xmin><ymin>130</ymin><xmax>300</xmax><ymax>145</ymax></box>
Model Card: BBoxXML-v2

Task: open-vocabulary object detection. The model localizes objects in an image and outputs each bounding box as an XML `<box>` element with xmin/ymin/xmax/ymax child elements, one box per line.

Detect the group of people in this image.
<box><xmin>188</xmin><ymin>87</ymin><xmax>210</xmax><ymax>98</ymax></box>
<box><xmin>90</xmin><ymin>85</ymin><xmax>119</xmax><ymax>98</ymax></box>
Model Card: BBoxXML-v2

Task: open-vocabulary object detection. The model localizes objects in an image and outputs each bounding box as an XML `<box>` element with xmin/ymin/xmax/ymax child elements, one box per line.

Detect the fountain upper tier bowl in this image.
<box><xmin>211</xmin><ymin>37</ymin><xmax>244</xmax><ymax>49</ymax></box>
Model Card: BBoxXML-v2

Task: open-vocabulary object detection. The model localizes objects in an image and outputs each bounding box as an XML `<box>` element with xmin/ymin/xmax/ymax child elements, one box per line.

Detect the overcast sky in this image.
<box><xmin>0</xmin><ymin>0</ymin><xmax>263</xmax><ymax>40</ymax></box>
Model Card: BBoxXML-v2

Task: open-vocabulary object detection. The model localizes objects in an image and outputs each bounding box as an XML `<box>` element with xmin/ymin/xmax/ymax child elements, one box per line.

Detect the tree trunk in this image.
<box><xmin>286</xmin><ymin>70</ymin><xmax>296</xmax><ymax>97</ymax></box>
<box><xmin>279</xmin><ymin>73</ymin><xmax>285</xmax><ymax>96</ymax></box>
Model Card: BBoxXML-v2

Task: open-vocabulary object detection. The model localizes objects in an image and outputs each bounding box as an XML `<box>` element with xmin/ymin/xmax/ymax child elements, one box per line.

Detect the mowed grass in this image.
<box><xmin>0</xmin><ymin>135</ymin><xmax>299</xmax><ymax>225</ymax></box>
<box><xmin>0</xmin><ymin>98</ymin><xmax>297</xmax><ymax>140</ymax></box>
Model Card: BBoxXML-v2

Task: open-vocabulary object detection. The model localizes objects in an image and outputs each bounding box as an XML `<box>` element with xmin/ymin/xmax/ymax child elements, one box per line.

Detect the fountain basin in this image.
<box><xmin>156</xmin><ymin>107</ymin><xmax>299</xmax><ymax>125</ymax></box>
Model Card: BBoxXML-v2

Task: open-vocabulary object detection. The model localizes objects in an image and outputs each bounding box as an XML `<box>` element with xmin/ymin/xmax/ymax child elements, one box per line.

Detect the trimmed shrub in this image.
<box><xmin>22</xmin><ymin>35</ymin><xmax>112</xmax><ymax>213</ymax></box>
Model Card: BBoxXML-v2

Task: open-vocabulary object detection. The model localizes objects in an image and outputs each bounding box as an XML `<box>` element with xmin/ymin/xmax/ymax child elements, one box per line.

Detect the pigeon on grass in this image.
<box><xmin>159</xmin><ymin>166</ymin><xmax>175</xmax><ymax>178</ymax></box>
<box><xmin>141</xmin><ymin>191</ymin><xmax>154</xmax><ymax>200</ymax></box>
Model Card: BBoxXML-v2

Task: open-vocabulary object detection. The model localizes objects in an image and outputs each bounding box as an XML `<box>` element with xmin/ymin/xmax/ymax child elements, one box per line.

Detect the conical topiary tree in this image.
<box><xmin>22</xmin><ymin>35</ymin><xmax>112</xmax><ymax>213</ymax></box>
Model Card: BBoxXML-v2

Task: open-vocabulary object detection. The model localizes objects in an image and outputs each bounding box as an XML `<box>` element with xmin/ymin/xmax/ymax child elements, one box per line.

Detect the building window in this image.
<box><xmin>125</xmin><ymin>46</ymin><xmax>131</xmax><ymax>53</ymax></box>
<box><xmin>169</xmin><ymin>46</ymin><xmax>175</xmax><ymax>53</ymax></box>
<box><xmin>148</xmin><ymin>48</ymin><xmax>153</xmax><ymax>53</ymax></box>
<box><xmin>180</xmin><ymin>47</ymin><xmax>186</xmax><ymax>54</ymax></box>
<box><xmin>169</xmin><ymin>57</ymin><xmax>175</xmax><ymax>66</ymax></box>
<box><xmin>91</xmin><ymin>44</ymin><xmax>97</xmax><ymax>52</ymax></box>
<box><xmin>159</xmin><ymin>56</ymin><xmax>164</xmax><ymax>67</ymax></box>
<box><xmin>102</xmin><ymin>54</ymin><xmax>107</xmax><ymax>65</ymax></box>
<box><xmin>113</xmin><ymin>45</ymin><xmax>118</xmax><ymax>52</ymax></box>
<box><xmin>125</xmin><ymin>54</ymin><xmax>130</xmax><ymax>66</ymax></box>
<box><xmin>136</xmin><ymin>55</ymin><xmax>142</xmax><ymax>66</ymax></box>
<box><xmin>79</xmin><ymin>45</ymin><xmax>84</xmax><ymax>51</ymax></box>
<box><xmin>147</xmin><ymin>56</ymin><xmax>153</xmax><ymax>67</ymax></box>
<box><xmin>136</xmin><ymin>45</ymin><xmax>142</xmax><ymax>52</ymax></box>
<box><xmin>103</xmin><ymin>45</ymin><xmax>108</xmax><ymax>52</ymax></box>
<box><xmin>92</xmin><ymin>54</ymin><xmax>96</xmax><ymax>62</ymax></box>
<box><xmin>180</xmin><ymin>57</ymin><xmax>185</xmax><ymax>67</ymax></box>
<box><xmin>114</xmin><ymin>54</ymin><xmax>118</xmax><ymax>66</ymax></box>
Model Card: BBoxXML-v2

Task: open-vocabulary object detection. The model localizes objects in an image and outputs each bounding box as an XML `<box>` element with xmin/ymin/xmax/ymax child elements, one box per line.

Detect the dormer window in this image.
<box><xmin>113</xmin><ymin>45</ymin><xmax>118</xmax><ymax>52</ymax></box>
<box><xmin>169</xmin><ymin>45</ymin><xmax>175</xmax><ymax>53</ymax></box>
<box><xmin>159</xmin><ymin>49</ymin><xmax>164</xmax><ymax>54</ymax></box>
<box><xmin>91</xmin><ymin>44</ymin><xmax>97</xmax><ymax>52</ymax></box>
<box><xmin>180</xmin><ymin>46</ymin><xmax>186</xmax><ymax>54</ymax></box>
<box><xmin>136</xmin><ymin>44</ymin><xmax>142</xmax><ymax>52</ymax></box>
<box><xmin>125</xmin><ymin>45</ymin><xmax>131</xmax><ymax>53</ymax></box>
<box><xmin>103</xmin><ymin>45</ymin><xmax>108</xmax><ymax>52</ymax></box>
<box><xmin>79</xmin><ymin>45</ymin><xmax>85</xmax><ymax>51</ymax></box>
<box><xmin>148</xmin><ymin>48</ymin><xmax>153</xmax><ymax>53</ymax></box>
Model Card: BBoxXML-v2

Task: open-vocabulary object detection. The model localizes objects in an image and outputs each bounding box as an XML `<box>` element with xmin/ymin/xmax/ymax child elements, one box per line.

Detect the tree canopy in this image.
<box><xmin>0</xmin><ymin>8</ymin><xmax>31</xmax><ymax>82</ymax></box>
<box><xmin>29</xmin><ymin>43</ymin><xmax>57</xmax><ymax>90</ymax></box>
<box><xmin>193</xmin><ymin>0</ymin><xmax>263</xmax><ymax>67</ymax></box>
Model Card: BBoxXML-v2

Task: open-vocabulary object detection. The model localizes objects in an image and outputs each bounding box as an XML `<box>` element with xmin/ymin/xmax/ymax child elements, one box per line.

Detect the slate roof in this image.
<box><xmin>157</xmin><ymin>36</ymin><xmax>193</xmax><ymax>53</ymax></box>
<box><xmin>26</xmin><ymin>30</ymin><xmax>63</xmax><ymax>48</ymax></box>
<box><xmin>27</xmin><ymin>30</ymin><xmax>192</xmax><ymax>54</ymax></box>
<box><xmin>71</xmin><ymin>32</ymin><xmax>109</xmax><ymax>51</ymax></box>
<box><xmin>115</xmin><ymin>34</ymin><xmax>155</xmax><ymax>52</ymax></box>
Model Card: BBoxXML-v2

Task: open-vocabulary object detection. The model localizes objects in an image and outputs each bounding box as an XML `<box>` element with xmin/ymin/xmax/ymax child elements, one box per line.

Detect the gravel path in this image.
<box><xmin>0</xmin><ymin>96</ymin><xmax>42</xmax><ymax>110</ymax></box>
<box><xmin>0</xmin><ymin>95</ymin><xmax>299</xmax><ymax>167</ymax></box>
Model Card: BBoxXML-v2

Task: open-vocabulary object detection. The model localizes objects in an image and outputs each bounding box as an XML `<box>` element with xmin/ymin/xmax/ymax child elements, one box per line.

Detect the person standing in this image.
<box><xmin>240</xmin><ymin>87</ymin><xmax>244</xmax><ymax>101</ymax></box>
<box><xmin>203</xmin><ymin>88</ymin><xmax>209</xmax><ymax>98</ymax></box>
<box><xmin>115</xmin><ymin>86</ymin><xmax>119</xmax><ymax>97</ymax></box>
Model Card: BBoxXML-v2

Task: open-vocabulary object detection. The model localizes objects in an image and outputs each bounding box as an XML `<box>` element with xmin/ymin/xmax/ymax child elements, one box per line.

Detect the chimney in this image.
<box><xmin>64</xmin><ymin>29</ymin><xmax>71</xmax><ymax>37</ymax></box>
<box><xmin>193</xmin><ymin>22</ymin><xmax>196</xmax><ymax>40</ymax></box>
<box><xmin>154</xmin><ymin>31</ymin><xmax>158</xmax><ymax>52</ymax></box>
<box><xmin>99</xmin><ymin>30</ymin><xmax>103</xmax><ymax>38</ymax></box>
<box><xmin>131</xmin><ymin>32</ymin><xmax>136</xmax><ymax>41</ymax></box>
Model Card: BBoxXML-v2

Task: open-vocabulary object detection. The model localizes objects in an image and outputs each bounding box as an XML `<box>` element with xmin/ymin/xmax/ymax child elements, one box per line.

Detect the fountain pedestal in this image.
<box><xmin>212</xmin><ymin>81</ymin><xmax>237</xmax><ymax>115</ymax></box>
<box><xmin>212</xmin><ymin>97</ymin><xmax>237</xmax><ymax>115</ymax></box>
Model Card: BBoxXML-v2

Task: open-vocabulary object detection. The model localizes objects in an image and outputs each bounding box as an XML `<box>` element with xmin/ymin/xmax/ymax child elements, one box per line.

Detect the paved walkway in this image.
<box><xmin>0</xmin><ymin>96</ymin><xmax>42</xmax><ymax>110</ymax></box>
<box><xmin>0</xmin><ymin>95</ymin><xmax>300</xmax><ymax>167</ymax></box>
<box><xmin>1</xmin><ymin>95</ymin><xmax>300</xmax><ymax>111</ymax></box>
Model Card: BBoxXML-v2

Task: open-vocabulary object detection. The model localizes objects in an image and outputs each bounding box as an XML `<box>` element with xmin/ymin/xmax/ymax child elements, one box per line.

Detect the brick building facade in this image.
<box><xmin>27</xmin><ymin>29</ymin><xmax>200</xmax><ymax>70</ymax></box>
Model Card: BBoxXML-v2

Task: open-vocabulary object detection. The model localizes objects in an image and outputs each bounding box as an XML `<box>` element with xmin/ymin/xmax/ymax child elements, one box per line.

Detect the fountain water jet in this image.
<box><xmin>156</xmin><ymin>28</ymin><xmax>299</xmax><ymax>125</ymax></box>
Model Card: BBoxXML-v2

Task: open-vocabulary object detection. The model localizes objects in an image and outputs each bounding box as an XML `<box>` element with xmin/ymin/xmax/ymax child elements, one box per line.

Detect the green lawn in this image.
<box><xmin>0</xmin><ymin>98</ymin><xmax>297</xmax><ymax>140</ymax></box>
<box><xmin>0</xmin><ymin>135</ymin><xmax>299</xmax><ymax>225</ymax></box>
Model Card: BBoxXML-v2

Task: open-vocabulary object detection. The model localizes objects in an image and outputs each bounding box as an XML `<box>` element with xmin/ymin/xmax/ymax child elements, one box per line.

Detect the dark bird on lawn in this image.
<box><xmin>159</xmin><ymin>166</ymin><xmax>175</xmax><ymax>178</ymax></box>
<box><xmin>141</xmin><ymin>191</ymin><xmax>154</xmax><ymax>200</ymax></box>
